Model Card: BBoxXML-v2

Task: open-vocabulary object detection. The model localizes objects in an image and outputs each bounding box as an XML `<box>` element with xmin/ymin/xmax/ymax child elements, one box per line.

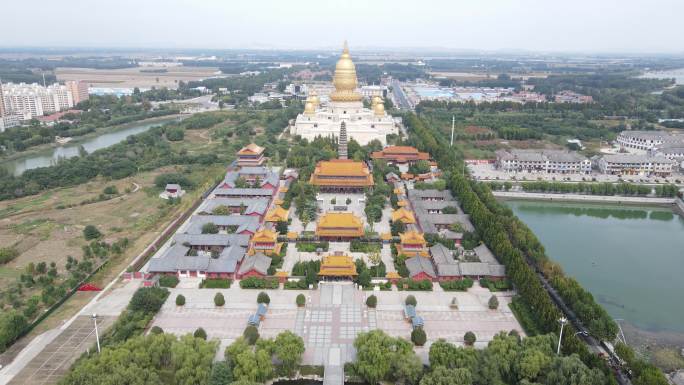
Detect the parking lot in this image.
<box><xmin>7</xmin><ymin>315</ymin><xmax>114</xmax><ymax>385</ymax></box>
<box><xmin>469</xmin><ymin>163</ymin><xmax>684</xmax><ymax>185</ymax></box>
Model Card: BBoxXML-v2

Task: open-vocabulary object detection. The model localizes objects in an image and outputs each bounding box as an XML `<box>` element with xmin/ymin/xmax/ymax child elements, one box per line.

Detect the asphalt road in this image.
<box><xmin>391</xmin><ymin>79</ymin><xmax>412</xmax><ymax>110</ymax></box>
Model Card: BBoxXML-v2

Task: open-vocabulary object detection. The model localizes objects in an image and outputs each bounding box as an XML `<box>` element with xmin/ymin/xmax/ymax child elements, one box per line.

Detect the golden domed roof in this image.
<box><xmin>372</xmin><ymin>96</ymin><xmax>385</xmax><ymax>116</ymax></box>
<box><xmin>330</xmin><ymin>41</ymin><xmax>362</xmax><ymax>102</ymax></box>
<box><xmin>304</xmin><ymin>101</ymin><xmax>315</xmax><ymax>115</ymax></box>
<box><xmin>309</xmin><ymin>89</ymin><xmax>320</xmax><ymax>106</ymax></box>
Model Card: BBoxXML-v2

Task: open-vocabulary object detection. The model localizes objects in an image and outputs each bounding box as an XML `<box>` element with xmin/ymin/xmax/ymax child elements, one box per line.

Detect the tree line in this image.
<box><xmin>0</xmin><ymin>122</ymin><xmax>219</xmax><ymax>201</ymax></box>
<box><xmin>351</xmin><ymin>329</ymin><xmax>608</xmax><ymax>385</ymax></box>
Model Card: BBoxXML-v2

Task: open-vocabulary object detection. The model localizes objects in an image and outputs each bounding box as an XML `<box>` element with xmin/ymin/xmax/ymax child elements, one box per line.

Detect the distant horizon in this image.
<box><xmin>1</xmin><ymin>45</ymin><xmax>683</xmax><ymax>58</ymax></box>
<box><xmin>2</xmin><ymin>0</ymin><xmax>683</xmax><ymax>55</ymax></box>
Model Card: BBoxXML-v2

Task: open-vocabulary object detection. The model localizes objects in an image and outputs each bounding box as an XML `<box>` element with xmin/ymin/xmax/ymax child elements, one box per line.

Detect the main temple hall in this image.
<box><xmin>290</xmin><ymin>42</ymin><xmax>399</xmax><ymax>145</ymax></box>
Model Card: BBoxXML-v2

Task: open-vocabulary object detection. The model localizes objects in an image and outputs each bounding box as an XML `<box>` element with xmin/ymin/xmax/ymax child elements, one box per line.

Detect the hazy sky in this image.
<box><xmin>3</xmin><ymin>0</ymin><xmax>683</xmax><ymax>53</ymax></box>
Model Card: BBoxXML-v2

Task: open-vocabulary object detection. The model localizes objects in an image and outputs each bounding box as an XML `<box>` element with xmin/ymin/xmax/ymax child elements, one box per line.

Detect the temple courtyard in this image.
<box><xmin>149</xmin><ymin>280</ymin><xmax>522</xmax><ymax>364</ymax></box>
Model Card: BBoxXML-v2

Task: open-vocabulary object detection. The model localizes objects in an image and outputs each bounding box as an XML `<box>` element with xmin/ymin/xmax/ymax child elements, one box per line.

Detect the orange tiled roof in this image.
<box><xmin>251</xmin><ymin>228</ymin><xmax>277</xmax><ymax>243</ymax></box>
<box><xmin>237</xmin><ymin>143</ymin><xmax>265</xmax><ymax>156</ymax></box>
<box><xmin>315</xmin><ymin>212</ymin><xmax>364</xmax><ymax>237</ymax></box>
<box><xmin>371</xmin><ymin>146</ymin><xmax>430</xmax><ymax>161</ymax></box>
<box><xmin>400</xmin><ymin>231</ymin><xmax>426</xmax><ymax>245</ymax></box>
<box><xmin>386</xmin><ymin>272</ymin><xmax>401</xmax><ymax>279</ymax></box>
<box><xmin>318</xmin><ymin>255</ymin><xmax>358</xmax><ymax>276</ymax></box>
<box><xmin>391</xmin><ymin>208</ymin><xmax>416</xmax><ymax>224</ymax></box>
<box><xmin>309</xmin><ymin>159</ymin><xmax>374</xmax><ymax>188</ymax></box>
<box><xmin>265</xmin><ymin>206</ymin><xmax>289</xmax><ymax>222</ymax></box>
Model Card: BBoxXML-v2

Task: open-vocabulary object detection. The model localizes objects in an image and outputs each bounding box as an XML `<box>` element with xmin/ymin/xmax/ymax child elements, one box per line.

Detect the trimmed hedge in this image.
<box><xmin>240</xmin><ymin>277</ymin><xmax>278</xmax><ymax>289</ymax></box>
<box><xmin>439</xmin><ymin>278</ymin><xmax>474</xmax><ymax>291</ymax></box>
<box><xmin>200</xmin><ymin>278</ymin><xmax>232</xmax><ymax>288</ymax></box>
<box><xmin>158</xmin><ymin>275</ymin><xmax>179</xmax><ymax>288</ymax></box>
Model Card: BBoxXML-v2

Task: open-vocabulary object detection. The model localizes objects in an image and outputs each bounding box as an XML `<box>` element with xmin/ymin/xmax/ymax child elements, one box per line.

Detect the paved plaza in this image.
<box><xmin>151</xmin><ymin>279</ymin><xmax>522</xmax><ymax>368</ymax></box>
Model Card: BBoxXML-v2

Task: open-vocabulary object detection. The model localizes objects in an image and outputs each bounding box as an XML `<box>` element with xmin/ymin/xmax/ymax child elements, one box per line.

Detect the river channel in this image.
<box><xmin>504</xmin><ymin>200</ymin><xmax>684</xmax><ymax>335</ymax></box>
<box><xmin>2</xmin><ymin>116</ymin><xmax>179</xmax><ymax>176</ymax></box>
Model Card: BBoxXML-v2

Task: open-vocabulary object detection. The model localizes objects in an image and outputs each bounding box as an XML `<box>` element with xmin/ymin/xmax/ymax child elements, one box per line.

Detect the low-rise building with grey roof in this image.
<box><xmin>237</xmin><ymin>252</ymin><xmax>272</xmax><ymax>278</ymax></box>
<box><xmin>496</xmin><ymin>149</ymin><xmax>591</xmax><ymax>174</ymax></box>
<box><xmin>212</xmin><ymin>187</ymin><xmax>275</xmax><ymax>199</ymax></box>
<box><xmin>473</xmin><ymin>244</ymin><xmax>498</xmax><ymax>264</ymax></box>
<box><xmin>199</xmin><ymin>197</ymin><xmax>271</xmax><ymax>217</ymax></box>
<box><xmin>220</xmin><ymin>166</ymin><xmax>280</xmax><ymax>191</ymax></box>
<box><xmin>147</xmin><ymin>242</ymin><xmax>246</xmax><ymax>278</ymax></box>
<box><xmin>185</xmin><ymin>215</ymin><xmax>260</xmax><ymax>236</ymax></box>
<box><xmin>407</xmin><ymin>189</ymin><xmax>454</xmax><ymax>201</ymax></box>
<box><xmin>429</xmin><ymin>244</ymin><xmax>453</xmax><ymax>266</ymax></box>
<box><xmin>174</xmin><ymin>233</ymin><xmax>250</xmax><ymax>250</ymax></box>
<box><xmin>598</xmin><ymin>154</ymin><xmax>675</xmax><ymax>176</ymax></box>
<box><xmin>405</xmin><ymin>256</ymin><xmax>437</xmax><ymax>280</ymax></box>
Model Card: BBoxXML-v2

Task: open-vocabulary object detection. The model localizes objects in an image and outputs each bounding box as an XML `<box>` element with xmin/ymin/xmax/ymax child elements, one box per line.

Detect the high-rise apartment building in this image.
<box><xmin>66</xmin><ymin>81</ymin><xmax>89</xmax><ymax>105</ymax></box>
<box><xmin>1</xmin><ymin>82</ymin><xmax>77</xmax><ymax>119</ymax></box>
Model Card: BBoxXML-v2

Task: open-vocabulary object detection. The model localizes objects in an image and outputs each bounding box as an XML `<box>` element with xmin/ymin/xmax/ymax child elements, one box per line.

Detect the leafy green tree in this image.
<box><xmin>202</xmin><ymin>222</ymin><xmax>219</xmax><ymax>234</ymax></box>
<box><xmin>176</xmin><ymin>294</ymin><xmax>186</xmax><ymax>306</ymax></box>
<box><xmin>0</xmin><ymin>247</ymin><xmax>19</xmax><ymax>265</ymax></box>
<box><xmin>128</xmin><ymin>287</ymin><xmax>169</xmax><ymax>313</ymax></box>
<box><xmin>543</xmin><ymin>354</ymin><xmax>605</xmax><ymax>385</ymax></box>
<box><xmin>257</xmin><ymin>292</ymin><xmax>270</xmax><ymax>304</ymax></box>
<box><xmin>214</xmin><ymin>293</ymin><xmax>225</xmax><ymax>307</ymax></box>
<box><xmin>353</xmin><ymin>330</ymin><xmax>414</xmax><ymax>384</ymax></box>
<box><xmin>463</xmin><ymin>331</ymin><xmax>476</xmax><ymax>346</ymax></box>
<box><xmin>419</xmin><ymin>366</ymin><xmax>472</xmax><ymax>385</ymax></box>
<box><xmin>83</xmin><ymin>225</ymin><xmax>102</xmax><ymax>240</ymax></box>
<box><xmin>59</xmin><ymin>333</ymin><xmax>216</xmax><ymax>385</ymax></box>
<box><xmin>213</xmin><ymin>205</ymin><xmax>231</xmax><ymax>215</ymax></box>
<box><xmin>150</xmin><ymin>326</ymin><xmax>164</xmax><ymax>335</ymax></box>
<box><xmin>209</xmin><ymin>361</ymin><xmax>233</xmax><ymax>385</ymax></box>
<box><xmin>358</xmin><ymin>270</ymin><xmax>371</xmax><ymax>287</ymax></box>
<box><xmin>224</xmin><ymin>337</ymin><xmax>249</xmax><ymax>367</ymax></box>
<box><xmin>193</xmin><ymin>327</ymin><xmax>208</xmax><ymax>340</ymax></box>
<box><xmin>274</xmin><ymin>331</ymin><xmax>305</xmax><ymax>376</ymax></box>
<box><xmin>411</xmin><ymin>328</ymin><xmax>427</xmax><ymax>346</ymax></box>
<box><xmin>488</xmin><ymin>295</ymin><xmax>499</xmax><ymax>309</ymax></box>
<box><xmin>393</xmin><ymin>352</ymin><xmax>424</xmax><ymax>385</ymax></box>
<box><xmin>243</xmin><ymin>325</ymin><xmax>259</xmax><ymax>345</ymax></box>
<box><xmin>0</xmin><ymin>311</ymin><xmax>28</xmax><ymax>352</ymax></box>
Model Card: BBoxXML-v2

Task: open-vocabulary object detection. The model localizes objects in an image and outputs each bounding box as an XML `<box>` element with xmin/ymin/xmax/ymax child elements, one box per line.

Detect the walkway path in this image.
<box><xmin>493</xmin><ymin>191</ymin><xmax>676</xmax><ymax>205</ymax></box>
<box><xmin>295</xmin><ymin>283</ymin><xmax>371</xmax><ymax>385</ymax></box>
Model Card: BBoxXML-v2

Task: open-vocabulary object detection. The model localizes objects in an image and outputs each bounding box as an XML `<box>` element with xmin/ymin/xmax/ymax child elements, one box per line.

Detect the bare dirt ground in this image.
<box><xmin>55</xmin><ymin>66</ymin><xmax>222</xmax><ymax>90</ymax></box>
<box><xmin>621</xmin><ymin>322</ymin><xmax>684</xmax><ymax>372</ymax></box>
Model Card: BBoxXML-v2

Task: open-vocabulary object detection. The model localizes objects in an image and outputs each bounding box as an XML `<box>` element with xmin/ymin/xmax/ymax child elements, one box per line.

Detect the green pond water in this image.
<box><xmin>504</xmin><ymin>200</ymin><xmax>684</xmax><ymax>334</ymax></box>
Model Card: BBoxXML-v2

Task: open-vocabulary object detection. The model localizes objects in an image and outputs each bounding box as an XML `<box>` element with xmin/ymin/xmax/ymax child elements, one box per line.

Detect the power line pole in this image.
<box><xmin>92</xmin><ymin>313</ymin><xmax>101</xmax><ymax>353</ymax></box>
<box><xmin>557</xmin><ymin>317</ymin><xmax>568</xmax><ymax>355</ymax></box>
<box><xmin>450</xmin><ymin>115</ymin><xmax>455</xmax><ymax>147</ymax></box>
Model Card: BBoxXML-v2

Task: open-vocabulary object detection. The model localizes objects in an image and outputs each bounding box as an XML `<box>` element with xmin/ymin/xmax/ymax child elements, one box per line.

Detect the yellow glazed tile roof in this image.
<box><xmin>265</xmin><ymin>205</ymin><xmax>289</xmax><ymax>222</ymax></box>
<box><xmin>400</xmin><ymin>231</ymin><xmax>426</xmax><ymax>244</ymax></box>
<box><xmin>391</xmin><ymin>208</ymin><xmax>416</xmax><ymax>224</ymax></box>
<box><xmin>318</xmin><ymin>255</ymin><xmax>358</xmax><ymax>276</ymax></box>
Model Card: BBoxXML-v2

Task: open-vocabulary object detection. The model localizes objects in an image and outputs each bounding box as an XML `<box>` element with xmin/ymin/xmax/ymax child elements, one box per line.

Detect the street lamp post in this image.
<box><xmin>557</xmin><ymin>317</ymin><xmax>568</xmax><ymax>355</ymax></box>
<box><xmin>92</xmin><ymin>313</ymin><xmax>101</xmax><ymax>354</ymax></box>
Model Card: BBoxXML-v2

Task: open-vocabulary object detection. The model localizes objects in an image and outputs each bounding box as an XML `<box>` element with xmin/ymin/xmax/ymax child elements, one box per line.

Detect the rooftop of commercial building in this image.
<box><xmin>601</xmin><ymin>154</ymin><xmax>675</xmax><ymax>164</ymax></box>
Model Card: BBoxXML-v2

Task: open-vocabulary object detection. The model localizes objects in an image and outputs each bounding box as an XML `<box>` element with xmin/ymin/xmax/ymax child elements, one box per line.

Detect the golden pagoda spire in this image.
<box><xmin>330</xmin><ymin>41</ymin><xmax>362</xmax><ymax>102</ymax></box>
